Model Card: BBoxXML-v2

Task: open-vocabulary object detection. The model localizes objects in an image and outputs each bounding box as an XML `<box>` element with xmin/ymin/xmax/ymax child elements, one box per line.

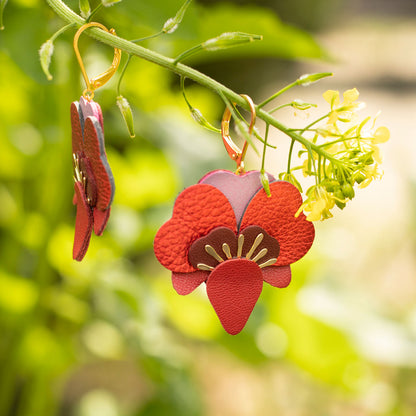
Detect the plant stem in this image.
<box><xmin>45</xmin><ymin>0</ymin><xmax>338</xmax><ymax>165</ymax></box>
<box><xmin>258</xmin><ymin>81</ymin><xmax>298</xmax><ymax>109</ymax></box>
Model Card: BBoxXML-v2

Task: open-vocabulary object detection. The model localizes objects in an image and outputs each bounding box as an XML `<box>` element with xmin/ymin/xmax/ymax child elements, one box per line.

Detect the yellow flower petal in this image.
<box><xmin>373</xmin><ymin>126</ymin><xmax>390</xmax><ymax>143</ymax></box>
<box><xmin>323</xmin><ymin>90</ymin><xmax>340</xmax><ymax>108</ymax></box>
<box><xmin>343</xmin><ymin>88</ymin><xmax>359</xmax><ymax>103</ymax></box>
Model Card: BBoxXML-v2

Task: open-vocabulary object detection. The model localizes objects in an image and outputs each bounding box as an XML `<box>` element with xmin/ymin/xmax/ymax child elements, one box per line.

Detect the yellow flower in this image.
<box><xmin>323</xmin><ymin>88</ymin><xmax>363</xmax><ymax>125</ymax></box>
<box><xmin>296</xmin><ymin>185</ymin><xmax>335</xmax><ymax>222</ymax></box>
<box><xmin>358</xmin><ymin>164</ymin><xmax>383</xmax><ymax>188</ymax></box>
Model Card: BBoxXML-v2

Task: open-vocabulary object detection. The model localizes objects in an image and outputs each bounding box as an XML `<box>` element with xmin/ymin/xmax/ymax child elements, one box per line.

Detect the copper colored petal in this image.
<box><xmin>73</xmin><ymin>181</ymin><xmax>93</xmax><ymax>261</ymax></box>
<box><xmin>172</xmin><ymin>270</ymin><xmax>209</xmax><ymax>295</ymax></box>
<box><xmin>262</xmin><ymin>265</ymin><xmax>291</xmax><ymax>288</ymax></box>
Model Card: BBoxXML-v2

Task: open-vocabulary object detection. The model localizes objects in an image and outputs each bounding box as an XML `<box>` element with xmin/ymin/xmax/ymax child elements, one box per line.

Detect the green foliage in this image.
<box><xmin>0</xmin><ymin>1</ymin><xmax>405</xmax><ymax>416</ymax></box>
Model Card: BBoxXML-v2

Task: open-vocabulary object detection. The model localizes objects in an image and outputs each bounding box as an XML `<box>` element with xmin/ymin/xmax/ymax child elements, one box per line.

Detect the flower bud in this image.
<box><xmin>1</xmin><ymin>0</ymin><xmax>8</xmax><ymax>30</ymax></box>
<box><xmin>79</xmin><ymin>0</ymin><xmax>91</xmax><ymax>18</ymax></box>
<box><xmin>190</xmin><ymin>108</ymin><xmax>220</xmax><ymax>133</ymax></box>
<box><xmin>202</xmin><ymin>32</ymin><xmax>262</xmax><ymax>52</ymax></box>
<box><xmin>162</xmin><ymin>0</ymin><xmax>192</xmax><ymax>34</ymax></box>
<box><xmin>298</xmin><ymin>72</ymin><xmax>332</xmax><ymax>86</ymax></box>
<box><xmin>341</xmin><ymin>183</ymin><xmax>355</xmax><ymax>199</ymax></box>
<box><xmin>39</xmin><ymin>39</ymin><xmax>54</xmax><ymax>81</ymax></box>
<box><xmin>116</xmin><ymin>96</ymin><xmax>135</xmax><ymax>138</ymax></box>
<box><xmin>102</xmin><ymin>0</ymin><xmax>122</xmax><ymax>7</ymax></box>
<box><xmin>291</xmin><ymin>99</ymin><xmax>317</xmax><ymax>111</ymax></box>
<box><xmin>373</xmin><ymin>126</ymin><xmax>390</xmax><ymax>143</ymax></box>
<box><xmin>334</xmin><ymin>188</ymin><xmax>346</xmax><ymax>209</ymax></box>
<box><xmin>260</xmin><ymin>171</ymin><xmax>271</xmax><ymax>197</ymax></box>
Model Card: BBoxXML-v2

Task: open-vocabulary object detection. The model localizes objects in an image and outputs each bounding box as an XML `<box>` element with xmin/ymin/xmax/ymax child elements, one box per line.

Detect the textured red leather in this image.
<box><xmin>93</xmin><ymin>207</ymin><xmax>111</xmax><ymax>236</ymax></box>
<box><xmin>71</xmin><ymin>102</ymin><xmax>83</xmax><ymax>153</ymax></box>
<box><xmin>83</xmin><ymin>117</ymin><xmax>113</xmax><ymax>211</ymax></box>
<box><xmin>71</xmin><ymin>98</ymin><xmax>114</xmax><ymax>261</ymax></box>
<box><xmin>172</xmin><ymin>270</ymin><xmax>209</xmax><ymax>295</ymax></box>
<box><xmin>73</xmin><ymin>181</ymin><xmax>93</xmax><ymax>261</ymax></box>
<box><xmin>206</xmin><ymin>259</ymin><xmax>263</xmax><ymax>335</ymax></box>
<box><xmin>262</xmin><ymin>265</ymin><xmax>291</xmax><ymax>288</ymax></box>
<box><xmin>240</xmin><ymin>181</ymin><xmax>314</xmax><ymax>266</ymax></box>
<box><xmin>154</xmin><ymin>184</ymin><xmax>237</xmax><ymax>273</ymax></box>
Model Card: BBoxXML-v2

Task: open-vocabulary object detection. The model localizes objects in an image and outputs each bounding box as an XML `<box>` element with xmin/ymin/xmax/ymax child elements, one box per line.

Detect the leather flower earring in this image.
<box><xmin>71</xmin><ymin>23</ymin><xmax>121</xmax><ymax>261</ymax></box>
<box><xmin>154</xmin><ymin>96</ymin><xmax>315</xmax><ymax>335</ymax></box>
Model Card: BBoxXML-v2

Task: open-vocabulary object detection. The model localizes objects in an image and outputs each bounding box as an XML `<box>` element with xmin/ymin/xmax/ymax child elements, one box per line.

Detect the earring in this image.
<box><xmin>154</xmin><ymin>95</ymin><xmax>315</xmax><ymax>335</ymax></box>
<box><xmin>71</xmin><ymin>22</ymin><xmax>121</xmax><ymax>261</ymax></box>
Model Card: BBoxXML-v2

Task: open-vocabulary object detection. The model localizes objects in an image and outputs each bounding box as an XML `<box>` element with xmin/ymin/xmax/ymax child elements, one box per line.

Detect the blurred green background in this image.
<box><xmin>1</xmin><ymin>0</ymin><xmax>416</xmax><ymax>415</ymax></box>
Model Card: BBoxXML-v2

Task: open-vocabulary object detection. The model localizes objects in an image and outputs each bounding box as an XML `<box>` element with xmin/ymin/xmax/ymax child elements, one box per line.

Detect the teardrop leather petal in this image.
<box><xmin>206</xmin><ymin>259</ymin><xmax>263</xmax><ymax>335</ymax></box>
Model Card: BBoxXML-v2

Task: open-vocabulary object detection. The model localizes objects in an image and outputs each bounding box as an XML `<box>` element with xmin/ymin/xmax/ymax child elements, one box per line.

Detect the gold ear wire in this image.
<box><xmin>221</xmin><ymin>94</ymin><xmax>256</xmax><ymax>175</ymax></box>
<box><xmin>73</xmin><ymin>22</ymin><xmax>122</xmax><ymax>100</ymax></box>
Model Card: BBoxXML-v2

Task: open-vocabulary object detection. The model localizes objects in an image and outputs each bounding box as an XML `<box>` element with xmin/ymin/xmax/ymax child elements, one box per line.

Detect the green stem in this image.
<box><xmin>258</xmin><ymin>81</ymin><xmax>298</xmax><ymax>109</ymax></box>
<box><xmin>173</xmin><ymin>44</ymin><xmax>203</xmax><ymax>64</ymax></box>
<box><xmin>131</xmin><ymin>30</ymin><xmax>164</xmax><ymax>43</ymax></box>
<box><xmin>49</xmin><ymin>22</ymin><xmax>76</xmax><ymax>41</ymax></box>
<box><xmin>287</xmin><ymin>139</ymin><xmax>295</xmax><ymax>174</ymax></box>
<box><xmin>116</xmin><ymin>54</ymin><xmax>132</xmax><ymax>96</ymax></box>
<box><xmin>261</xmin><ymin>124</ymin><xmax>270</xmax><ymax>172</ymax></box>
<box><xmin>86</xmin><ymin>3</ymin><xmax>103</xmax><ymax>22</ymax></box>
<box><xmin>45</xmin><ymin>0</ymin><xmax>338</xmax><ymax>166</ymax></box>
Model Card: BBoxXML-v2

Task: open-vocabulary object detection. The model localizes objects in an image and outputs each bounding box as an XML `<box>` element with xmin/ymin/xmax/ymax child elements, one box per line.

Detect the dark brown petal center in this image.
<box><xmin>73</xmin><ymin>152</ymin><xmax>98</xmax><ymax>207</ymax></box>
<box><xmin>188</xmin><ymin>225</ymin><xmax>280</xmax><ymax>271</ymax></box>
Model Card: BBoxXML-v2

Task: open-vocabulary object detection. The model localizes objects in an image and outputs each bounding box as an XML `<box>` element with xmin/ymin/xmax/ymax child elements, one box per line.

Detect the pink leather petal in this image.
<box><xmin>172</xmin><ymin>270</ymin><xmax>209</xmax><ymax>295</ymax></box>
<box><xmin>73</xmin><ymin>181</ymin><xmax>93</xmax><ymax>261</ymax></box>
<box><xmin>262</xmin><ymin>265</ymin><xmax>292</xmax><ymax>288</ymax></box>
<box><xmin>206</xmin><ymin>259</ymin><xmax>263</xmax><ymax>335</ymax></box>
<box><xmin>240</xmin><ymin>181</ymin><xmax>315</xmax><ymax>266</ymax></box>
<box><xmin>83</xmin><ymin>117</ymin><xmax>115</xmax><ymax>211</ymax></box>
<box><xmin>79</xmin><ymin>96</ymin><xmax>104</xmax><ymax>131</ymax></box>
<box><xmin>71</xmin><ymin>102</ymin><xmax>83</xmax><ymax>154</ymax></box>
<box><xmin>93</xmin><ymin>207</ymin><xmax>111</xmax><ymax>236</ymax></box>
<box><xmin>154</xmin><ymin>184</ymin><xmax>237</xmax><ymax>273</ymax></box>
<box><xmin>199</xmin><ymin>170</ymin><xmax>275</xmax><ymax>226</ymax></box>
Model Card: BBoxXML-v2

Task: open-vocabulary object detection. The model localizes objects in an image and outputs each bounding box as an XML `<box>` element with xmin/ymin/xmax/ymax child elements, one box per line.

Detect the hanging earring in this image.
<box><xmin>154</xmin><ymin>95</ymin><xmax>315</xmax><ymax>335</ymax></box>
<box><xmin>71</xmin><ymin>22</ymin><xmax>121</xmax><ymax>261</ymax></box>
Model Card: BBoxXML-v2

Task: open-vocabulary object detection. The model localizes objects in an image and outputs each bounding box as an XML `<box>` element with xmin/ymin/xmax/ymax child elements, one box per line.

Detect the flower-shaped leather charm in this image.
<box><xmin>71</xmin><ymin>96</ymin><xmax>115</xmax><ymax>261</ymax></box>
<box><xmin>154</xmin><ymin>170</ymin><xmax>315</xmax><ymax>335</ymax></box>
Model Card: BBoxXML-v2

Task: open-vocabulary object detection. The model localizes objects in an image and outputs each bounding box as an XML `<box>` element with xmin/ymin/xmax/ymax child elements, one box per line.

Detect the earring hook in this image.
<box><xmin>73</xmin><ymin>22</ymin><xmax>122</xmax><ymax>100</ymax></box>
<box><xmin>221</xmin><ymin>94</ymin><xmax>256</xmax><ymax>175</ymax></box>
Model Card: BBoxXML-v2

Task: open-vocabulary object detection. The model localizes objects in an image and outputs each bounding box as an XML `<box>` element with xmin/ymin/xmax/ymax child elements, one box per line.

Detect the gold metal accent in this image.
<box><xmin>259</xmin><ymin>258</ymin><xmax>277</xmax><ymax>268</ymax></box>
<box><xmin>205</xmin><ymin>244</ymin><xmax>224</xmax><ymax>263</ymax></box>
<box><xmin>73</xmin><ymin>22</ymin><xmax>121</xmax><ymax>100</ymax></box>
<box><xmin>245</xmin><ymin>233</ymin><xmax>264</xmax><ymax>260</ymax></box>
<box><xmin>197</xmin><ymin>263</ymin><xmax>214</xmax><ymax>271</ymax></box>
<box><xmin>237</xmin><ymin>234</ymin><xmax>244</xmax><ymax>258</ymax></box>
<box><xmin>222</xmin><ymin>243</ymin><xmax>232</xmax><ymax>259</ymax></box>
<box><xmin>252</xmin><ymin>247</ymin><xmax>268</xmax><ymax>263</ymax></box>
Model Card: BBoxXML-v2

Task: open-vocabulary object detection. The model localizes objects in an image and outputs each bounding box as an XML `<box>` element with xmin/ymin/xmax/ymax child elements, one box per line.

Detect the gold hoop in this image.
<box><xmin>221</xmin><ymin>94</ymin><xmax>256</xmax><ymax>174</ymax></box>
<box><xmin>73</xmin><ymin>22</ymin><xmax>121</xmax><ymax>100</ymax></box>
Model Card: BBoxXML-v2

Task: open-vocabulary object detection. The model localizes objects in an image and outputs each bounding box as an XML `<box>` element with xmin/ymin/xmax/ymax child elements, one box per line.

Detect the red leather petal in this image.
<box><xmin>206</xmin><ymin>259</ymin><xmax>263</xmax><ymax>335</ymax></box>
<box><xmin>83</xmin><ymin>117</ymin><xmax>115</xmax><ymax>211</ymax></box>
<box><xmin>262</xmin><ymin>265</ymin><xmax>291</xmax><ymax>288</ymax></box>
<box><xmin>154</xmin><ymin>184</ymin><xmax>237</xmax><ymax>273</ymax></box>
<box><xmin>93</xmin><ymin>207</ymin><xmax>111</xmax><ymax>236</ymax></box>
<box><xmin>172</xmin><ymin>270</ymin><xmax>209</xmax><ymax>295</ymax></box>
<box><xmin>240</xmin><ymin>181</ymin><xmax>315</xmax><ymax>266</ymax></box>
<box><xmin>71</xmin><ymin>102</ymin><xmax>83</xmax><ymax>154</ymax></box>
<box><xmin>73</xmin><ymin>181</ymin><xmax>93</xmax><ymax>261</ymax></box>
